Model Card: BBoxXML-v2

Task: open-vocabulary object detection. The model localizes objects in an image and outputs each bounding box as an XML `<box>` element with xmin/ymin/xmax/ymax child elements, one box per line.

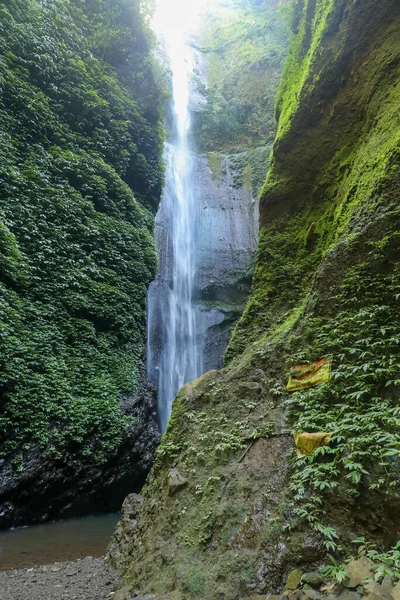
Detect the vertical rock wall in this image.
<box><xmin>109</xmin><ymin>1</ymin><xmax>400</xmax><ymax>599</ymax></box>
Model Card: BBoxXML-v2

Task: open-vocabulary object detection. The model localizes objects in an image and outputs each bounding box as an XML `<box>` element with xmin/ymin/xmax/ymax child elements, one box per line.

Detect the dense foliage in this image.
<box><xmin>112</xmin><ymin>1</ymin><xmax>400</xmax><ymax>597</ymax></box>
<box><xmin>229</xmin><ymin>0</ymin><xmax>400</xmax><ymax>557</ymax></box>
<box><xmin>287</xmin><ymin>250</ymin><xmax>400</xmax><ymax>551</ymax></box>
<box><xmin>0</xmin><ymin>0</ymin><xmax>166</xmax><ymax>463</ymax></box>
<box><xmin>192</xmin><ymin>0</ymin><xmax>289</xmax><ymax>153</ymax></box>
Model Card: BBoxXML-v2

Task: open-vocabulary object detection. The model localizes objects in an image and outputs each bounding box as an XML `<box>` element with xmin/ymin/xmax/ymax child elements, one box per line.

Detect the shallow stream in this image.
<box><xmin>0</xmin><ymin>513</ymin><xmax>119</xmax><ymax>571</ymax></box>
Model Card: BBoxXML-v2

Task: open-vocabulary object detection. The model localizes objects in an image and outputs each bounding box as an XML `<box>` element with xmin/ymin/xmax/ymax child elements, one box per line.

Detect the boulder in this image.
<box><xmin>366</xmin><ymin>594</ymin><xmax>387</xmax><ymax>600</ymax></box>
<box><xmin>286</xmin><ymin>570</ymin><xmax>303</xmax><ymax>590</ymax></box>
<box><xmin>392</xmin><ymin>582</ymin><xmax>400</xmax><ymax>600</ymax></box>
<box><xmin>113</xmin><ymin>587</ymin><xmax>132</xmax><ymax>600</ymax></box>
<box><xmin>364</xmin><ymin>580</ymin><xmax>393</xmax><ymax>600</ymax></box>
<box><xmin>301</xmin><ymin>573</ymin><xmax>324</xmax><ymax>588</ymax></box>
<box><xmin>381</xmin><ymin>575</ymin><xmax>394</xmax><ymax>597</ymax></box>
<box><xmin>364</xmin><ymin>582</ymin><xmax>382</xmax><ymax>596</ymax></box>
<box><xmin>302</xmin><ymin>590</ymin><xmax>320</xmax><ymax>600</ymax></box>
<box><xmin>344</xmin><ymin>558</ymin><xmax>375</xmax><ymax>588</ymax></box>
<box><xmin>107</xmin><ymin>494</ymin><xmax>144</xmax><ymax>572</ymax></box>
<box><xmin>338</xmin><ymin>592</ymin><xmax>362</xmax><ymax>600</ymax></box>
<box><xmin>168</xmin><ymin>469</ymin><xmax>188</xmax><ymax>496</ymax></box>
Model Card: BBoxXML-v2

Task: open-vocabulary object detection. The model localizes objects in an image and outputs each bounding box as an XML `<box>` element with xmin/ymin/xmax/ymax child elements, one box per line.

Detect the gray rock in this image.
<box><xmin>107</xmin><ymin>493</ymin><xmax>144</xmax><ymax>571</ymax></box>
<box><xmin>286</xmin><ymin>570</ymin><xmax>303</xmax><ymax>590</ymax></box>
<box><xmin>301</xmin><ymin>573</ymin><xmax>324</xmax><ymax>588</ymax></box>
<box><xmin>392</xmin><ymin>582</ymin><xmax>400</xmax><ymax>600</ymax></box>
<box><xmin>364</xmin><ymin>583</ymin><xmax>383</xmax><ymax>596</ymax></box>
<box><xmin>302</xmin><ymin>590</ymin><xmax>320</xmax><ymax>600</ymax></box>
<box><xmin>113</xmin><ymin>587</ymin><xmax>132</xmax><ymax>600</ymax></box>
<box><xmin>147</xmin><ymin>151</ymin><xmax>259</xmax><ymax>386</ymax></box>
<box><xmin>338</xmin><ymin>592</ymin><xmax>362</xmax><ymax>600</ymax></box>
<box><xmin>344</xmin><ymin>558</ymin><xmax>375</xmax><ymax>588</ymax></box>
<box><xmin>381</xmin><ymin>575</ymin><xmax>394</xmax><ymax>597</ymax></box>
<box><xmin>168</xmin><ymin>468</ymin><xmax>188</xmax><ymax>496</ymax></box>
<box><xmin>367</xmin><ymin>594</ymin><xmax>387</xmax><ymax>600</ymax></box>
<box><xmin>154</xmin><ymin>593</ymin><xmax>185</xmax><ymax>600</ymax></box>
<box><xmin>364</xmin><ymin>581</ymin><xmax>393</xmax><ymax>600</ymax></box>
<box><xmin>283</xmin><ymin>592</ymin><xmax>300</xmax><ymax>600</ymax></box>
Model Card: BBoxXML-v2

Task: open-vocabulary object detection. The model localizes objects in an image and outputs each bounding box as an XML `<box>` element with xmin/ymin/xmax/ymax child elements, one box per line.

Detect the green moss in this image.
<box><xmin>275</xmin><ymin>0</ymin><xmax>336</xmax><ymax>139</ymax></box>
<box><xmin>230</xmin><ymin>145</ymin><xmax>271</xmax><ymax>195</ymax></box>
<box><xmin>192</xmin><ymin>0</ymin><xmax>290</xmax><ymax>153</ymax></box>
<box><xmin>226</xmin><ymin>218</ymin><xmax>321</xmax><ymax>360</ymax></box>
<box><xmin>0</xmin><ymin>0</ymin><xmax>166</xmax><ymax>462</ymax></box>
<box><xmin>114</xmin><ymin>1</ymin><xmax>400</xmax><ymax>597</ymax></box>
<box><xmin>207</xmin><ymin>153</ymin><xmax>224</xmax><ymax>184</ymax></box>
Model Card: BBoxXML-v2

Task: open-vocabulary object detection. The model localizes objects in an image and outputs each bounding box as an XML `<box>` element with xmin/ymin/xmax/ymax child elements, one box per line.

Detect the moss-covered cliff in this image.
<box><xmin>109</xmin><ymin>0</ymin><xmax>400</xmax><ymax>598</ymax></box>
<box><xmin>193</xmin><ymin>0</ymin><xmax>290</xmax><ymax>195</ymax></box>
<box><xmin>0</xmin><ymin>0</ymin><xmax>166</xmax><ymax>526</ymax></box>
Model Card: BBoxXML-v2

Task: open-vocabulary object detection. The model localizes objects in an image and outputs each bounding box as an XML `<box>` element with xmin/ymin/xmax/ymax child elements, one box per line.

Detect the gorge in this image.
<box><xmin>148</xmin><ymin>0</ymin><xmax>289</xmax><ymax>430</ymax></box>
<box><xmin>0</xmin><ymin>0</ymin><xmax>400</xmax><ymax>599</ymax></box>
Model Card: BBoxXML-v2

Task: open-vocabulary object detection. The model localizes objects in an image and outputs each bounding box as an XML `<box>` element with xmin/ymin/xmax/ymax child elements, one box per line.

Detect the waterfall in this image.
<box><xmin>148</xmin><ymin>4</ymin><xmax>205</xmax><ymax>432</ymax></box>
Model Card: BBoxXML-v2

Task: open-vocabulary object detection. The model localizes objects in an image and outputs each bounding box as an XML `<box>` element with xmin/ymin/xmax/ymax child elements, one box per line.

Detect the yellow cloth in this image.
<box><xmin>287</xmin><ymin>358</ymin><xmax>331</xmax><ymax>392</ymax></box>
<box><xmin>294</xmin><ymin>432</ymin><xmax>333</xmax><ymax>457</ymax></box>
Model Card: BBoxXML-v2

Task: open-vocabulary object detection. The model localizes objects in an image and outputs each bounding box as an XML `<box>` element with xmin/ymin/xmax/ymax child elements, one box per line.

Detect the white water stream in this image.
<box><xmin>148</xmin><ymin>2</ymin><xmax>207</xmax><ymax>431</ymax></box>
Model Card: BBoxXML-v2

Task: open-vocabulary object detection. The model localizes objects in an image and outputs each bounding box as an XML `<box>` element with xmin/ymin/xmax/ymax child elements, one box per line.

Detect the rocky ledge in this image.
<box><xmin>0</xmin><ymin>375</ymin><xmax>160</xmax><ymax>529</ymax></box>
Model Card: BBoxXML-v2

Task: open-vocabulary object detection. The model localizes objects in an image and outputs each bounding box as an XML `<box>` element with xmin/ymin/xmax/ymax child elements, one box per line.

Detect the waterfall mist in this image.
<box><xmin>147</xmin><ymin>2</ymin><xmax>205</xmax><ymax>432</ymax></box>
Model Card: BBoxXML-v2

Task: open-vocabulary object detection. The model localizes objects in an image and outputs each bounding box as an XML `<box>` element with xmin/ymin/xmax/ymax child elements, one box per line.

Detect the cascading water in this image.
<box><xmin>148</xmin><ymin>3</ymin><xmax>205</xmax><ymax>432</ymax></box>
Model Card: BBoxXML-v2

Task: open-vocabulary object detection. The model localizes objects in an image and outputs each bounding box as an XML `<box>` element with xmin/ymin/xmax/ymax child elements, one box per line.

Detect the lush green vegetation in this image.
<box><xmin>286</xmin><ymin>251</ymin><xmax>400</xmax><ymax>551</ymax></box>
<box><xmin>192</xmin><ymin>0</ymin><xmax>289</xmax><ymax>154</ymax></box>
<box><xmin>113</xmin><ymin>1</ymin><xmax>400</xmax><ymax>597</ymax></box>
<box><xmin>228</xmin><ymin>0</ymin><xmax>400</xmax><ymax>558</ymax></box>
<box><xmin>0</xmin><ymin>0</ymin><xmax>166</xmax><ymax>463</ymax></box>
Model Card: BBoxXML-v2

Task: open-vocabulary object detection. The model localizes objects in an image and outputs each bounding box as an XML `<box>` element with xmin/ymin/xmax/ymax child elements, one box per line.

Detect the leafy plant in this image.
<box><xmin>0</xmin><ymin>0</ymin><xmax>166</xmax><ymax>464</ymax></box>
<box><xmin>286</xmin><ymin>255</ymin><xmax>400</xmax><ymax>549</ymax></box>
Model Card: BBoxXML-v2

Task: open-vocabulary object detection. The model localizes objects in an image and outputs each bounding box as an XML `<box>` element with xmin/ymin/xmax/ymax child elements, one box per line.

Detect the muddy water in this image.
<box><xmin>0</xmin><ymin>513</ymin><xmax>119</xmax><ymax>571</ymax></box>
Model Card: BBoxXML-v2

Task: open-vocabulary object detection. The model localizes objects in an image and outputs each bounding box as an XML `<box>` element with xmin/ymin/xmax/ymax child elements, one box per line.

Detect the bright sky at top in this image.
<box><xmin>152</xmin><ymin>0</ymin><xmax>211</xmax><ymax>38</ymax></box>
<box><xmin>152</xmin><ymin>0</ymin><xmax>214</xmax><ymax>137</ymax></box>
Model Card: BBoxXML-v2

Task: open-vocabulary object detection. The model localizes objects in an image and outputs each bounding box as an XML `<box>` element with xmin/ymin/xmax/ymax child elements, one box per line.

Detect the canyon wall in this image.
<box><xmin>192</xmin><ymin>0</ymin><xmax>290</xmax><ymax>368</ymax></box>
<box><xmin>109</xmin><ymin>0</ymin><xmax>400</xmax><ymax>598</ymax></box>
<box><xmin>0</xmin><ymin>0</ymin><xmax>165</xmax><ymax>527</ymax></box>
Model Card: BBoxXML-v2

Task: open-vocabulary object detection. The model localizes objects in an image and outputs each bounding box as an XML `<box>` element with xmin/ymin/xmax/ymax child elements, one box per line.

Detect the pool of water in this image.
<box><xmin>0</xmin><ymin>513</ymin><xmax>120</xmax><ymax>571</ymax></box>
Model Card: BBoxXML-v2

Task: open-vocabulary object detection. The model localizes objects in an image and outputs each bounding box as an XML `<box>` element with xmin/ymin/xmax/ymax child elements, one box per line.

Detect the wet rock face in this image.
<box><xmin>193</xmin><ymin>153</ymin><xmax>259</xmax><ymax>370</ymax></box>
<box><xmin>193</xmin><ymin>154</ymin><xmax>259</xmax><ymax>300</ymax></box>
<box><xmin>147</xmin><ymin>150</ymin><xmax>259</xmax><ymax>387</ymax></box>
<box><xmin>0</xmin><ymin>375</ymin><xmax>160</xmax><ymax>529</ymax></box>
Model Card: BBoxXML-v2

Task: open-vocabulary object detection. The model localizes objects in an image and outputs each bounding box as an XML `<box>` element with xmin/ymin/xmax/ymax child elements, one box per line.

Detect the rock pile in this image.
<box><xmin>112</xmin><ymin>557</ymin><xmax>400</xmax><ymax>600</ymax></box>
<box><xmin>245</xmin><ymin>558</ymin><xmax>400</xmax><ymax>600</ymax></box>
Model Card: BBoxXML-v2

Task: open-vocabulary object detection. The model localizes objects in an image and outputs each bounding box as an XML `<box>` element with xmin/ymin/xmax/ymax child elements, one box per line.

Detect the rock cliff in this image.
<box><xmin>109</xmin><ymin>0</ymin><xmax>400</xmax><ymax>598</ymax></box>
<box><xmin>0</xmin><ymin>0</ymin><xmax>164</xmax><ymax>527</ymax></box>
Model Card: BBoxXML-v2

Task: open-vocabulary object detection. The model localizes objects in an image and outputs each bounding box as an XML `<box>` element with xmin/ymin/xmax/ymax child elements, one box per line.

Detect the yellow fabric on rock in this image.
<box><xmin>294</xmin><ymin>432</ymin><xmax>333</xmax><ymax>457</ymax></box>
<box><xmin>287</xmin><ymin>358</ymin><xmax>331</xmax><ymax>392</ymax></box>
